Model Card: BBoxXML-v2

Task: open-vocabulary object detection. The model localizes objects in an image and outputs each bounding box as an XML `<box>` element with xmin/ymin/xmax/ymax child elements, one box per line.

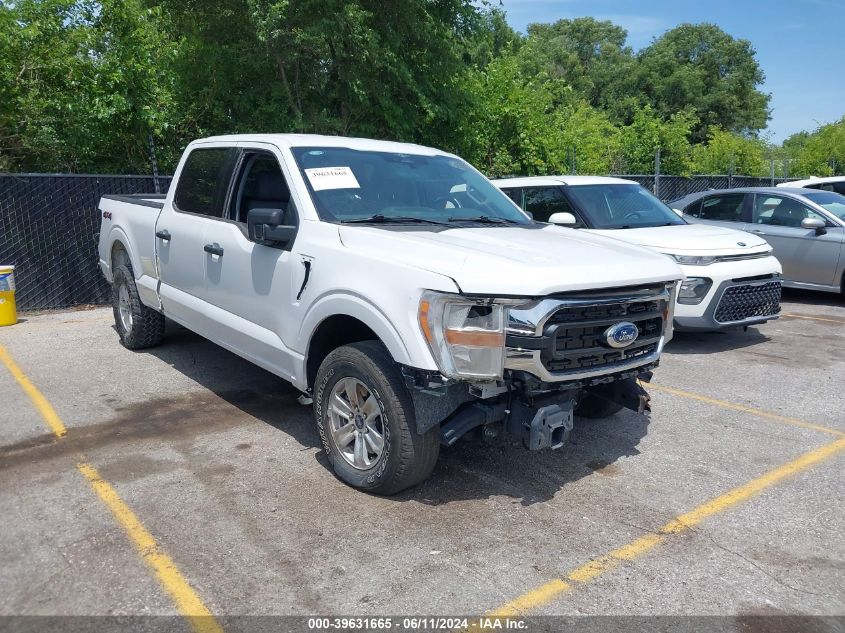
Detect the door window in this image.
<box><xmin>752</xmin><ymin>195</ymin><xmax>827</xmax><ymax>227</ymax></box>
<box><xmin>174</xmin><ymin>148</ymin><xmax>238</xmax><ymax>217</ymax></box>
<box><xmin>231</xmin><ymin>153</ymin><xmax>295</xmax><ymax>225</ymax></box>
<box><xmin>522</xmin><ymin>187</ymin><xmax>579</xmax><ymax>223</ymax></box>
<box><xmin>697</xmin><ymin>194</ymin><xmax>746</xmax><ymax>222</ymax></box>
<box><xmin>501</xmin><ymin>188</ymin><xmax>522</xmax><ymax>206</ymax></box>
<box><xmin>811</xmin><ymin>181</ymin><xmax>845</xmax><ymax>196</ymax></box>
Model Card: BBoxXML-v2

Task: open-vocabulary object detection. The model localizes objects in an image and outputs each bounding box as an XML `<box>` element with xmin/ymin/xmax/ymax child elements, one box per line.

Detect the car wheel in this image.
<box><xmin>314</xmin><ymin>340</ymin><xmax>439</xmax><ymax>494</ymax></box>
<box><xmin>111</xmin><ymin>264</ymin><xmax>165</xmax><ymax>350</ymax></box>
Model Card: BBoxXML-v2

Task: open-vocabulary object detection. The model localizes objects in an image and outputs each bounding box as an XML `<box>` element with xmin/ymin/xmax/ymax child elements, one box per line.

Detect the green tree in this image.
<box><xmin>551</xmin><ymin>102</ymin><xmax>622</xmax><ymax>174</ymax></box>
<box><xmin>0</xmin><ymin>0</ymin><xmax>173</xmax><ymax>172</ymax></box>
<box><xmin>517</xmin><ymin>17</ymin><xmax>635</xmax><ymax>115</ymax></box>
<box><xmin>456</xmin><ymin>55</ymin><xmax>558</xmax><ymax>176</ymax></box>
<box><xmin>691</xmin><ymin>127</ymin><xmax>767</xmax><ymax>176</ymax></box>
<box><xmin>782</xmin><ymin>117</ymin><xmax>845</xmax><ymax>177</ymax></box>
<box><xmin>618</xmin><ymin>105</ymin><xmax>696</xmax><ymax>175</ymax></box>
<box><xmin>635</xmin><ymin>23</ymin><xmax>770</xmax><ymax>142</ymax></box>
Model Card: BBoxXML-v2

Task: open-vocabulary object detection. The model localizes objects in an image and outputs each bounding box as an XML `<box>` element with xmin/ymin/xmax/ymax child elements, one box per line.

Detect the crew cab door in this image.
<box><xmin>201</xmin><ymin>143</ymin><xmax>303</xmax><ymax>380</ymax></box>
<box><xmin>684</xmin><ymin>192</ymin><xmax>750</xmax><ymax>231</ymax></box>
<box><xmin>156</xmin><ymin>146</ymin><xmax>238</xmax><ymax>328</ymax></box>
<box><xmin>747</xmin><ymin>193</ymin><xmax>842</xmax><ymax>286</ymax></box>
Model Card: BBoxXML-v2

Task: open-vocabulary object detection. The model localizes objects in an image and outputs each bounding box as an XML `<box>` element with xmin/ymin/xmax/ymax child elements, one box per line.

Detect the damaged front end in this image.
<box><xmin>405</xmin><ymin>365</ymin><xmax>655</xmax><ymax>451</ymax></box>
<box><xmin>404</xmin><ymin>282</ymin><xmax>674</xmax><ymax>451</ymax></box>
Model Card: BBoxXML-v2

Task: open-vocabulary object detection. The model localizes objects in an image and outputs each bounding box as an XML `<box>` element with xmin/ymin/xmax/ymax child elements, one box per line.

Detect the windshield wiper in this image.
<box><xmin>341</xmin><ymin>215</ymin><xmax>448</xmax><ymax>226</ymax></box>
<box><xmin>447</xmin><ymin>215</ymin><xmax>517</xmax><ymax>224</ymax></box>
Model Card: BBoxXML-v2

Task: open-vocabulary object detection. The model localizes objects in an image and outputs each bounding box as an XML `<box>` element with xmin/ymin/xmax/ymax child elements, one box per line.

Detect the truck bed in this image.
<box><xmin>102</xmin><ymin>193</ymin><xmax>165</xmax><ymax>209</ymax></box>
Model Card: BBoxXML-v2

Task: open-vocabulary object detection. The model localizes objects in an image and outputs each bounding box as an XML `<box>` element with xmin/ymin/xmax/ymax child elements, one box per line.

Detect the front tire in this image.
<box><xmin>314</xmin><ymin>341</ymin><xmax>439</xmax><ymax>495</ymax></box>
<box><xmin>111</xmin><ymin>264</ymin><xmax>165</xmax><ymax>350</ymax></box>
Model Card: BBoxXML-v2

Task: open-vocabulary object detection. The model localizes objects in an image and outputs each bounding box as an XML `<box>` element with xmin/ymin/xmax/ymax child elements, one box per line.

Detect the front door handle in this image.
<box><xmin>155</xmin><ymin>229</ymin><xmax>171</xmax><ymax>241</ymax></box>
<box><xmin>204</xmin><ymin>243</ymin><xmax>224</xmax><ymax>256</ymax></box>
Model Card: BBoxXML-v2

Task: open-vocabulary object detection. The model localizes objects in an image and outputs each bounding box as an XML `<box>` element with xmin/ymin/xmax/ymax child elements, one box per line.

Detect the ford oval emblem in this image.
<box><xmin>737</xmin><ymin>241</ymin><xmax>747</xmax><ymax>247</ymax></box>
<box><xmin>604</xmin><ymin>322</ymin><xmax>639</xmax><ymax>349</ymax></box>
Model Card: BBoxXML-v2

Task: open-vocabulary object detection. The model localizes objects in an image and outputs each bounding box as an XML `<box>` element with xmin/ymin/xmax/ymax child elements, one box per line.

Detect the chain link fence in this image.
<box><xmin>619</xmin><ymin>174</ymin><xmax>789</xmax><ymax>202</ymax></box>
<box><xmin>0</xmin><ymin>171</ymin><xmax>788</xmax><ymax>312</ymax></box>
<box><xmin>0</xmin><ymin>173</ymin><xmax>172</xmax><ymax>311</ymax></box>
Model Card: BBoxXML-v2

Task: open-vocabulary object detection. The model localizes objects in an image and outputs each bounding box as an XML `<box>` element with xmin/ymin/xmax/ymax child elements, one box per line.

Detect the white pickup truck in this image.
<box><xmin>98</xmin><ymin>134</ymin><xmax>683</xmax><ymax>494</ymax></box>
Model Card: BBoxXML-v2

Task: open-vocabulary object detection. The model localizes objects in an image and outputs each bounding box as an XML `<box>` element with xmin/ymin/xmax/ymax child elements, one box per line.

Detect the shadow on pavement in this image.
<box><xmin>139</xmin><ymin>322</ymin><xmax>649</xmax><ymax>507</ymax></box>
<box><xmin>666</xmin><ymin>327</ymin><xmax>771</xmax><ymax>355</ymax></box>
<box><xmin>781</xmin><ymin>287</ymin><xmax>844</xmax><ymax>308</ymax></box>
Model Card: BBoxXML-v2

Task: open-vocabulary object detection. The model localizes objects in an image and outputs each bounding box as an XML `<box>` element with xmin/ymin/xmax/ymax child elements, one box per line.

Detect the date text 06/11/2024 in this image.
<box><xmin>306</xmin><ymin>617</ymin><xmax>528</xmax><ymax>630</ymax></box>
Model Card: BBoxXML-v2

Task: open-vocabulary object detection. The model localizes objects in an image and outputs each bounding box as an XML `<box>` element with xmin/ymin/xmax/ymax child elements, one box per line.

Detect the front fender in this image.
<box><xmin>299</xmin><ymin>292</ymin><xmax>418</xmax><ymax>369</ymax></box>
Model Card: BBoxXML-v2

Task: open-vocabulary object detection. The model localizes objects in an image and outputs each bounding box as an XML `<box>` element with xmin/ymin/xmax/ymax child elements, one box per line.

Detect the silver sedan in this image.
<box><xmin>670</xmin><ymin>187</ymin><xmax>845</xmax><ymax>294</ymax></box>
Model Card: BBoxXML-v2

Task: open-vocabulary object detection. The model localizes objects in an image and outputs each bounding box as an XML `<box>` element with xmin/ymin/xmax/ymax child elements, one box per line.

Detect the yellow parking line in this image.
<box><xmin>0</xmin><ymin>344</ymin><xmax>66</xmax><ymax>437</ymax></box>
<box><xmin>78</xmin><ymin>463</ymin><xmax>223</xmax><ymax>633</ymax></box>
<box><xmin>489</xmin><ymin>437</ymin><xmax>845</xmax><ymax>616</ymax></box>
<box><xmin>781</xmin><ymin>313</ymin><xmax>845</xmax><ymax>325</ymax></box>
<box><xmin>647</xmin><ymin>382</ymin><xmax>845</xmax><ymax>438</ymax></box>
<box><xmin>0</xmin><ymin>344</ymin><xmax>222</xmax><ymax>633</ymax></box>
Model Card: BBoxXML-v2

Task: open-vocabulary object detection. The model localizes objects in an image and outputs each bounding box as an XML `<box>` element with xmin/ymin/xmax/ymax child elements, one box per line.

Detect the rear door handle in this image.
<box><xmin>204</xmin><ymin>243</ymin><xmax>224</xmax><ymax>256</ymax></box>
<box><xmin>155</xmin><ymin>229</ymin><xmax>171</xmax><ymax>241</ymax></box>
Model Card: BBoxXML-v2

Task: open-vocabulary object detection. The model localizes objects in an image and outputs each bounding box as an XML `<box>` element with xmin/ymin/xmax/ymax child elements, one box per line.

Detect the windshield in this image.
<box><xmin>290</xmin><ymin>147</ymin><xmax>531</xmax><ymax>225</ymax></box>
<box><xmin>566</xmin><ymin>184</ymin><xmax>686</xmax><ymax>229</ymax></box>
<box><xmin>803</xmin><ymin>191</ymin><xmax>845</xmax><ymax>221</ymax></box>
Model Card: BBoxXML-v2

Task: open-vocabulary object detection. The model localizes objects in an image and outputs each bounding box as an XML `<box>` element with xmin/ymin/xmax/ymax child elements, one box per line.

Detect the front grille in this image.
<box><xmin>714</xmin><ymin>281</ymin><xmax>782</xmax><ymax>324</ymax></box>
<box><xmin>542</xmin><ymin>299</ymin><xmax>664</xmax><ymax>373</ymax></box>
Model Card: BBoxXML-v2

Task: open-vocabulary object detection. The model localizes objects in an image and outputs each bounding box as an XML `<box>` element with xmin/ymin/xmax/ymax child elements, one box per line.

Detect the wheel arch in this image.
<box><xmin>106</xmin><ymin>227</ymin><xmax>140</xmax><ymax>281</ymax></box>
<box><xmin>305</xmin><ymin>313</ymin><xmax>399</xmax><ymax>391</ymax></box>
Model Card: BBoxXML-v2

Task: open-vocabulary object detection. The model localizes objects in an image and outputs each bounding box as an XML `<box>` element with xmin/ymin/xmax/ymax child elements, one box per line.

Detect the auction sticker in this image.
<box><xmin>304</xmin><ymin>166</ymin><xmax>360</xmax><ymax>191</ymax></box>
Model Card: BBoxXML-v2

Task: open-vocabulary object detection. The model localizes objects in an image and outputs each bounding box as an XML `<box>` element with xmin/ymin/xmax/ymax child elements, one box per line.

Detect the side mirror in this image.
<box><xmin>801</xmin><ymin>217</ymin><xmax>826</xmax><ymax>235</ymax></box>
<box><xmin>247</xmin><ymin>208</ymin><xmax>296</xmax><ymax>245</ymax></box>
<box><xmin>548</xmin><ymin>212</ymin><xmax>578</xmax><ymax>226</ymax></box>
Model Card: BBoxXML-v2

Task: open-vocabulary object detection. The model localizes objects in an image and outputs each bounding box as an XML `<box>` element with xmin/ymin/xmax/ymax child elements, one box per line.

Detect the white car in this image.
<box><xmin>493</xmin><ymin>176</ymin><xmax>783</xmax><ymax>331</ymax></box>
<box><xmin>97</xmin><ymin>135</ymin><xmax>683</xmax><ymax>494</ymax></box>
<box><xmin>777</xmin><ymin>176</ymin><xmax>845</xmax><ymax>196</ymax></box>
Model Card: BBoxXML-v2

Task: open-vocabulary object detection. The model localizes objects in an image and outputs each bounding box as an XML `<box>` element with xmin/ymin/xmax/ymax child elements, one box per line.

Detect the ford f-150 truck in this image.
<box><xmin>98</xmin><ymin>134</ymin><xmax>683</xmax><ymax>494</ymax></box>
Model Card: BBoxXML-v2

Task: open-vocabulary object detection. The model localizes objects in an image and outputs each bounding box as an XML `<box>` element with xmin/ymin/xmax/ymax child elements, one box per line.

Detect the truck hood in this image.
<box><xmin>338</xmin><ymin>224</ymin><xmax>683</xmax><ymax>295</ymax></box>
<box><xmin>589</xmin><ymin>224</ymin><xmax>770</xmax><ymax>255</ymax></box>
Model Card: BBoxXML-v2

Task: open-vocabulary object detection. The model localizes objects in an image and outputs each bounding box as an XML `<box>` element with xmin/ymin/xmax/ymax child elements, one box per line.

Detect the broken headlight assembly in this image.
<box><xmin>418</xmin><ymin>291</ymin><xmax>523</xmax><ymax>380</ymax></box>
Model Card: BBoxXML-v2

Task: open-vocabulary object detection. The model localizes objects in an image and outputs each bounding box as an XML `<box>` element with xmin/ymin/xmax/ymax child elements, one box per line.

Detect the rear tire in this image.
<box><xmin>575</xmin><ymin>393</ymin><xmax>624</xmax><ymax>419</ymax></box>
<box><xmin>314</xmin><ymin>340</ymin><xmax>439</xmax><ymax>495</ymax></box>
<box><xmin>111</xmin><ymin>264</ymin><xmax>165</xmax><ymax>350</ymax></box>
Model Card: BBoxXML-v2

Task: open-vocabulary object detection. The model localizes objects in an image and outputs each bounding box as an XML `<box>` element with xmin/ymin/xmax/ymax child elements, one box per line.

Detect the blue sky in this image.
<box><xmin>497</xmin><ymin>0</ymin><xmax>844</xmax><ymax>143</ymax></box>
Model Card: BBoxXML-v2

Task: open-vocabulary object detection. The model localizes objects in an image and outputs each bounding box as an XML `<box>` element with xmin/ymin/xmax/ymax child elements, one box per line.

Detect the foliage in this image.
<box><xmin>517</xmin><ymin>18</ymin><xmax>635</xmax><ymax>117</ymax></box>
<box><xmin>0</xmin><ymin>0</ymin><xmax>172</xmax><ymax>172</ymax></box>
<box><xmin>781</xmin><ymin>117</ymin><xmax>845</xmax><ymax>177</ymax></box>
<box><xmin>690</xmin><ymin>127</ymin><xmax>768</xmax><ymax>176</ymax></box>
<box><xmin>618</xmin><ymin>106</ymin><xmax>696</xmax><ymax>175</ymax></box>
<box><xmin>0</xmin><ymin>2</ymin><xmax>834</xmax><ymax>178</ymax></box>
<box><xmin>634</xmin><ymin>23</ymin><xmax>770</xmax><ymax>142</ymax></box>
<box><xmin>456</xmin><ymin>55</ymin><xmax>558</xmax><ymax>177</ymax></box>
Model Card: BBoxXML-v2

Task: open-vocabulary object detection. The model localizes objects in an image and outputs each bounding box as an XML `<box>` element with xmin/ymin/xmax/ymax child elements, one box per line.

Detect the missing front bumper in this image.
<box><xmin>438</xmin><ymin>376</ymin><xmax>651</xmax><ymax>450</ymax></box>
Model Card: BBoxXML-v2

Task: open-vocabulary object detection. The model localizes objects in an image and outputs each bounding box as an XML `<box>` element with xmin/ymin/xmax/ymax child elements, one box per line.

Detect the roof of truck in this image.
<box><xmin>491</xmin><ymin>175</ymin><xmax>638</xmax><ymax>187</ymax></box>
<box><xmin>191</xmin><ymin>133</ymin><xmax>451</xmax><ymax>156</ymax></box>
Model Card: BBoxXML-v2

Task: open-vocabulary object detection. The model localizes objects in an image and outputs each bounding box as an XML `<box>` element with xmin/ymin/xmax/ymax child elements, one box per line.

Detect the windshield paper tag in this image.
<box><xmin>304</xmin><ymin>166</ymin><xmax>360</xmax><ymax>191</ymax></box>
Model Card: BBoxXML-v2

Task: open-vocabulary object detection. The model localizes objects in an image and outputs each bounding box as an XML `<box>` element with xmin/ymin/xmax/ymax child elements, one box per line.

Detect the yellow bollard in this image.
<box><xmin>0</xmin><ymin>266</ymin><xmax>18</xmax><ymax>326</ymax></box>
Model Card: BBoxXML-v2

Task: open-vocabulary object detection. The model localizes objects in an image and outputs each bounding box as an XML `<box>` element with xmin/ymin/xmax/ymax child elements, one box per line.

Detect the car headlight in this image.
<box><xmin>666</xmin><ymin>254</ymin><xmax>718</xmax><ymax>266</ymax></box>
<box><xmin>418</xmin><ymin>291</ymin><xmax>519</xmax><ymax>380</ymax></box>
<box><xmin>677</xmin><ymin>277</ymin><xmax>713</xmax><ymax>304</ymax></box>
